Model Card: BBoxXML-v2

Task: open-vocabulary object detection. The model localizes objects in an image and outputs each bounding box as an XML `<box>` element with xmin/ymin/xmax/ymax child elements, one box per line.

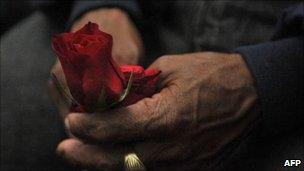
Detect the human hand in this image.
<box><xmin>56</xmin><ymin>52</ymin><xmax>260</xmax><ymax>170</ymax></box>
<box><xmin>71</xmin><ymin>8</ymin><xmax>143</xmax><ymax>65</ymax></box>
<box><xmin>49</xmin><ymin>8</ymin><xmax>144</xmax><ymax>119</ymax></box>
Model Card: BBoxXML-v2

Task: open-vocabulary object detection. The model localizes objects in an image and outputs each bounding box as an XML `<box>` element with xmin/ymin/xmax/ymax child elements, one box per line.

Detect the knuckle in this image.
<box><xmin>90</xmin><ymin>120</ymin><xmax>111</xmax><ymax>141</ymax></box>
<box><xmin>153</xmin><ymin>55</ymin><xmax>176</xmax><ymax>70</ymax></box>
<box><xmin>67</xmin><ymin>114</ymin><xmax>94</xmax><ymax>140</ymax></box>
<box><xmin>158</xmin><ymin>55</ymin><xmax>172</xmax><ymax>64</ymax></box>
<box><xmin>68</xmin><ymin>114</ymin><xmax>111</xmax><ymax>142</ymax></box>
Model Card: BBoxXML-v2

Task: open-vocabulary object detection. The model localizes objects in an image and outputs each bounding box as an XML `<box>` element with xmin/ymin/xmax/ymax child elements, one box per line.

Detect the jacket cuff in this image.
<box><xmin>235</xmin><ymin>37</ymin><xmax>304</xmax><ymax>137</ymax></box>
<box><xmin>66</xmin><ymin>0</ymin><xmax>141</xmax><ymax>30</ymax></box>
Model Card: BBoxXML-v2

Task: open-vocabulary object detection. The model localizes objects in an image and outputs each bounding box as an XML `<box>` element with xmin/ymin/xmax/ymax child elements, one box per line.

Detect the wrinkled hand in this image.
<box><xmin>49</xmin><ymin>8</ymin><xmax>143</xmax><ymax>118</ymax></box>
<box><xmin>56</xmin><ymin>52</ymin><xmax>260</xmax><ymax>170</ymax></box>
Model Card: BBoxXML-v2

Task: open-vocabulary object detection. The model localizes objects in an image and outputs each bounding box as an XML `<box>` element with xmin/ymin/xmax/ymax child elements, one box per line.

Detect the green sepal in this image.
<box><xmin>50</xmin><ymin>72</ymin><xmax>80</xmax><ymax>106</ymax></box>
<box><xmin>96</xmin><ymin>87</ymin><xmax>108</xmax><ymax>112</ymax></box>
<box><xmin>97</xmin><ymin>72</ymin><xmax>134</xmax><ymax>112</ymax></box>
<box><xmin>110</xmin><ymin>71</ymin><xmax>134</xmax><ymax>107</ymax></box>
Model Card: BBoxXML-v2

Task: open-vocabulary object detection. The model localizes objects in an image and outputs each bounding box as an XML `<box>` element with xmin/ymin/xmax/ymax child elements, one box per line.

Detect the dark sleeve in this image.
<box><xmin>235</xmin><ymin>3</ymin><xmax>304</xmax><ymax>137</ymax></box>
<box><xmin>66</xmin><ymin>0</ymin><xmax>141</xmax><ymax>30</ymax></box>
<box><xmin>31</xmin><ymin>1</ymin><xmax>74</xmax><ymax>29</ymax></box>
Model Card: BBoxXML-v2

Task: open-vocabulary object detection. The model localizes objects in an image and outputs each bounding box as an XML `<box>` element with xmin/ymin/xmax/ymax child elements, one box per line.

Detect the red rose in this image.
<box><xmin>120</xmin><ymin>65</ymin><xmax>160</xmax><ymax>106</ymax></box>
<box><xmin>52</xmin><ymin>22</ymin><xmax>160</xmax><ymax>112</ymax></box>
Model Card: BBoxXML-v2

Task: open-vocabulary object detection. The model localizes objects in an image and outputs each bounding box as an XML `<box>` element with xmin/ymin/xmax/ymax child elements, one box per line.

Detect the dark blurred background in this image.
<box><xmin>0</xmin><ymin>1</ymin><xmax>33</xmax><ymax>35</ymax></box>
<box><xmin>1</xmin><ymin>1</ymin><xmax>72</xmax><ymax>36</ymax></box>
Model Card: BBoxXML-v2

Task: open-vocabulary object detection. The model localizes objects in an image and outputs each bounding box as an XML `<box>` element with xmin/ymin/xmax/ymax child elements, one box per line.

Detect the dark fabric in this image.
<box><xmin>31</xmin><ymin>1</ymin><xmax>73</xmax><ymax>30</ymax></box>
<box><xmin>271</xmin><ymin>2</ymin><xmax>304</xmax><ymax>40</ymax></box>
<box><xmin>0</xmin><ymin>1</ymin><xmax>33</xmax><ymax>35</ymax></box>
<box><xmin>138</xmin><ymin>1</ymin><xmax>298</xmax><ymax>65</ymax></box>
<box><xmin>67</xmin><ymin>0</ymin><xmax>142</xmax><ymax>30</ymax></box>
<box><xmin>235</xmin><ymin>3</ymin><xmax>304</xmax><ymax>137</ymax></box>
<box><xmin>0</xmin><ymin>12</ymin><xmax>73</xmax><ymax>171</ymax></box>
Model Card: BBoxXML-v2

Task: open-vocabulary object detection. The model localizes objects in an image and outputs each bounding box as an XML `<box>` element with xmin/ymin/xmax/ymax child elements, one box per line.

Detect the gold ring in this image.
<box><xmin>124</xmin><ymin>153</ymin><xmax>146</xmax><ymax>171</ymax></box>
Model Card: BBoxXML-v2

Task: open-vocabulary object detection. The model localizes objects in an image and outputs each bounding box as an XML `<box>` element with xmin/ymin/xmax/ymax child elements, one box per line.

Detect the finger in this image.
<box><xmin>134</xmin><ymin>141</ymin><xmax>190</xmax><ymax>165</ymax></box>
<box><xmin>49</xmin><ymin>59</ymin><xmax>71</xmax><ymax>118</ymax></box>
<box><xmin>66</xmin><ymin>86</ymin><xmax>178</xmax><ymax>143</ymax></box>
<box><xmin>134</xmin><ymin>141</ymin><xmax>201</xmax><ymax>170</ymax></box>
<box><xmin>57</xmin><ymin>139</ymin><xmax>190</xmax><ymax>170</ymax></box>
<box><xmin>147</xmin><ymin>55</ymin><xmax>181</xmax><ymax>89</ymax></box>
<box><xmin>57</xmin><ymin>138</ymin><xmax>127</xmax><ymax>170</ymax></box>
<box><xmin>51</xmin><ymin>59</ymin><xmax>69</xmax><ymax>90</ymax></box>
<box><xmin>48</xmin><ymin>77</ymin><xmax>70</xmax><ymax>119</ymax></box>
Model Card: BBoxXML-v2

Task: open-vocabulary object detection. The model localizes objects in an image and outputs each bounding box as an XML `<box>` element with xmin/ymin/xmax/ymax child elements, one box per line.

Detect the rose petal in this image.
<box><xmin>81</xmin><ymin>42</ymin><xmax>124</xmax><ymax>111</ymax></box>
<box><xmin>52</xmin><ymin>35</ymin><xmax>85</xmax><ymax>103</ymax></box>
<box><xmin>120</xmin><ymin>65</ymin><xmax>145</xmax><ymax>80</ymax></box>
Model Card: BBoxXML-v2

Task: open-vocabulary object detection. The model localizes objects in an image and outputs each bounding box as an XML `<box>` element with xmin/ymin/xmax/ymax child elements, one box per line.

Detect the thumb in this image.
<box><xmin>48</xmin><ymin>59</ymin><xmax>71</xmax><ymax>119</ymax></box>
<box><xmin>48</xmin><ymin>77</ymin><xmax>70</xmax><ymax>119</ymax></box>
<box><xmin>147</xmin><ymin>55</ymin><xmax>177</xmax><ymax>90</ymax></box>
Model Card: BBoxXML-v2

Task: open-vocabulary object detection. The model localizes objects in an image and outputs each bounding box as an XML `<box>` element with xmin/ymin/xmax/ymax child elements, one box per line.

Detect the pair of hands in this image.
<box><xmin>49</xmin><ymin>8</ymin><xmax>260</xmax><ymax>170</ymax></box>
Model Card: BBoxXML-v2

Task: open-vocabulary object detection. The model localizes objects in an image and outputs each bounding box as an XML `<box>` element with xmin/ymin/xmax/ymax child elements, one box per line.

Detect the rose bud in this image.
<box><xmin>51</xmin><ymin>22</ymin><xmax>160</xmax><ymax>113</ymax></box>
